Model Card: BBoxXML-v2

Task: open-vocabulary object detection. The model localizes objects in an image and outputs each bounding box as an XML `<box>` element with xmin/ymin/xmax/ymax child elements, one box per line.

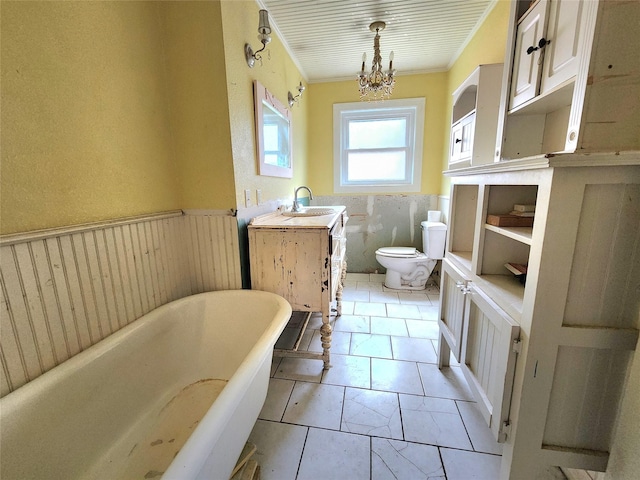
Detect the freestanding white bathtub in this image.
<box><xmin>0</xmin><ymin>290</ymin><xmax>291</xmax><ymax>480</ymax></box>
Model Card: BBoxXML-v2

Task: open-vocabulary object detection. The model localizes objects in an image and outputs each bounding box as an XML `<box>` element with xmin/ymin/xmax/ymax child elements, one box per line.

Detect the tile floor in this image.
<box><xmin>248</xmin><ymin>273</ymin><xmax>502</xmax><ymax>479</ymax></box>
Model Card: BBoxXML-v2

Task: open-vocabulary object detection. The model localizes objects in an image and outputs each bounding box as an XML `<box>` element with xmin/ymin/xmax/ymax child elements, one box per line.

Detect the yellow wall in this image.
<box><xmin>0</xmin><ymin>0</ymin><xmax>308</xmax><ymax>235</ymax></box>
<box><xmin>1</xmin><ymin>1</ymin><xmax>180</xmax><ymax>234</ymax></box>
<box><xmin>440</xmin><ymin>0</ymin><xmax>511</xmax><ymax>195</ymax></box>
<box><xmin>307</xmin><ymin>72</ymin><xmax>448</xmax><ymax>196</ymax></box>
<box><xmin>162</xmin><ymin>2</ymin><xmax>236</xmax><ymax>211</ymax></box>
<box><xmin>220</xmin><ymin>0</ymin><xmax>308</xmax><ymax>210</ymax></box>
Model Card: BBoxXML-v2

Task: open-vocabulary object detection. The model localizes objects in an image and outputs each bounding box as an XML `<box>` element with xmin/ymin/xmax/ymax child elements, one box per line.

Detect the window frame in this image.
<box><xmin>333</xmin><ymin>98</ymin><xmax>425</xmax><ymax>193</ymax></box>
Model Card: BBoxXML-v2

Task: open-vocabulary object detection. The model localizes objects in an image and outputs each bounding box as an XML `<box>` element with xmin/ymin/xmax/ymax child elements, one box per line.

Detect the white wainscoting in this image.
<box><xmin>0</xmin><ymin>210</ymin><xmax>241</xmax><ymax>397</ymax></box>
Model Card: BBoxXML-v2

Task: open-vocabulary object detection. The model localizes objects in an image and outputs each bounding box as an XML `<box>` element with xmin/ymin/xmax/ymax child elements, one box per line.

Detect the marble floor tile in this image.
<box><xmin>273</xmin><ymin>357</ymin><xmax>323</xmax><ymax>383</ymax></box>
<box><xmin>282</xmin><ymin>382</ymin><xmax>345</xmax><ymax>430</ymax></box>
<box><xmin>440</xmin><ymin>447</ymin><xmax>501</xmax><ymax>480</ymax></box>
<box><xmin>371</xmin><ymin>438</ymin><xmax>445</xmax><ymax>480</ymax></box>
<box><xmin>259</xmin><ymin>377</ymin><xmax>295</xmax><ymax>422</ymax></box>
<box><xmin>386</xmin><ymin>303</ymin><xmax>423</xmax><ymax>320</ymax></box>
<box><xmin>340</xmin><ymin>300</ymin><xmax>355</xmax><ymax>315</ymax></box>
<box><xmin>417</xmin><ymin>364</ymin><xmax>474</xmax><ymax>401</ymax></box>
<box><xmin>357</xmin><ymin>281</ymin><xmax>384</xmax><ymax>291</ymax></box>
<box><xmin>354</xmin><ymin>301</ymin><xmax>387</xmax><ymax>317</ymax></box>
<box><xmin>418</xmin><ymin>304</ymin><xmax>439</xmax><ymax>320</ymax></box>
<box><xmin>371</xmin><ymin>358</ymin><xmax>425</xmax><ymax>395</ymax></box>
<box><xmin>370</xmin><ymin>316</ymin><xmax>408</xmax><ymax>336</ymax></box>
<box><xmin>248</xmin><ymin>420</ymin><xmax>307</xmax><ymax>480</ymax></box>
<box><xmin>391</xmin><ymin>336</ymin><xmax>438</xmax><ymax>363</ymax></box>
<box><xmin>397</xmin><ymin>292</ymin><xmax>431</xmax><ymax>305</ymax></box>
<box><xmin>427</xmin><ymin>293</ymin><xmax>441</xmax><ymax>303</ymax></box>
<box><xmin>322</xmin><ymin>353</ymin><xmax>371</xmax><ymax>389</ymax></box>
<box><xmin>334</xmin><ymin>314</ymin><xmax>371</xmax><ymax>333</ymax></box>
<box><xmin>307</xmin><ymin>329</ymin><xmax>351</xmax><ymax>355</ymax></box>
<box><xmin>350</xmin><ymin>333</ymin><xmax>393</xmax><ymax>358</ymax></box>
<box><xmin>369</xmin><ymin>290</ymin><xmax>400</xmax><ymax>304</ymax></box>
<box><xmin>297</xmin><ymin>428</ymin><xmax>370</xmax><ymax>480</ymax></box>
<box><xmin>399</xmin><ymin>394</ymin><xmax>473</xmax><ymax>449</ymax></box>
<box><xmin>343</xmin><ymin>289</ymin><xmax>371</xmax><ymax>302</ymax></box>
<box><xmin>406</xmin><ymin>318</ymin><xmax>440</xmax><ymax>339</ymax></box>
<box><xmin>346</xmin><ymin>273</ymin><xmax>371</xmax><ymax>282</ymax></box>
<box><xmin>457</xmin><ymin>400</ymin><xmax>503</xmax><ymax>455</ymax></box>
<box><xmin>369</xmin><ymin>273</ymin><xmax>386</xmax><ymax>283</ymax></box>
<box><xmin>341</xmin><ymin>387</ymin><xmax>403</xmax><ymax>439</ymax></box>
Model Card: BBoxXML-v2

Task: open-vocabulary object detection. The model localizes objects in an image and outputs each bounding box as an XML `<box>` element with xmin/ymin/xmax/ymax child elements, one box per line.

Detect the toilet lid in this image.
<box><xmin>377</xmin><ymin>247</ymin><xmax>419</xmax><ymax>257</ymax></box>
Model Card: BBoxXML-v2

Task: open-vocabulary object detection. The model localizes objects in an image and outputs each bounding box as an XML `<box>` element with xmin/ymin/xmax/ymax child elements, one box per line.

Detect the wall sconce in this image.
<box><xmin>288</xmin><ymin>82</ymin><xmax>305</xmax><ymax>107</ymax></box>
<box><xmin>245</xmin><ymin>9</ymin><xmax>271</xmax><ymax>68</ymax></box>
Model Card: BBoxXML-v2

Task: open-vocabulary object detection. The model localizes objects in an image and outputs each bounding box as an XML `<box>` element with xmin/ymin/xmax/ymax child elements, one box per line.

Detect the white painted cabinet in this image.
<box><xmin>449</xmin><ymin>64</ymin><xmax>503</xmax><ymax>169</ymax></box>
<box><xmin>438</xmin><ymin>259</ymin><xmax>469</xmax><ymax>363</ymax></box>
<box><xmin>496</xmin><ymin>0</ymin><xmax>640</xmax><ymax>160</ymax></box>
<box><xmin>248</xmin><ymin>207</ymin><xmax>348</xmax><ymax>369</ymax></box>
<box><xmin>510</xmin><ymin>0</ymin><xmax>548</xmax><ymax>109</ymax></box>
<box><xmin>510</xmin><ymin>0</ymin><xmax>586</xmax><ymax>111</ymax></box>
<box><xmin>460</xmin><ymin>284</ymin><xmax>520</xmax><ymax>444</ymax></box>
<box><xmin>440</xmin><ymin>158</ymin><xmax>640</xmax><ymax>478</ymax></box>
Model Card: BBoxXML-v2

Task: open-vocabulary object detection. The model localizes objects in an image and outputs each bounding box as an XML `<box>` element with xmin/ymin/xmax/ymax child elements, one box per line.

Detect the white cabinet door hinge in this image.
<box><xmin>499</xmin><ymin>421</ymin><xmax>512</xmax><ymax>442</ymax></box>
<box><xmin>512</xmin><ymin>338</ymin><xmax>522</xmax><ymax>354</ymax></box>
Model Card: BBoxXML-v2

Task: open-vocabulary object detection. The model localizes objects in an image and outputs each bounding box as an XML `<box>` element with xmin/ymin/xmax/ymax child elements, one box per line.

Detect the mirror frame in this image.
<box><xmin>253</xmin><ymin>80</ymin><xmax>293</xmax><ymax>178</ymax></box>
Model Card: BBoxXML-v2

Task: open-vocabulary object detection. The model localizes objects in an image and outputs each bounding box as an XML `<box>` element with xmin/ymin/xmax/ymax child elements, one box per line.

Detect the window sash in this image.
<box><xmin>333</xmin><ymin>98</ymin><xmax>425</xmax><ymax>194</ymax></box>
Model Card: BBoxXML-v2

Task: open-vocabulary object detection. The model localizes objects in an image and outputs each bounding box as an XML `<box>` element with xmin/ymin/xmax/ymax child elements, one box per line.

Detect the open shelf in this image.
<box><xmin>484</xmin><ymin>224</ymin><xmax>533</xmax><ymax>245</ymax></box>
<box><xmin>476</xmin><ymin>274</ymin><xmax>525</xmax><ymax>320</ymax></box>
<box><xmin>448</xmin><ymin>251</ymin><xmax>472</xmax><ymax>271</ymax></box>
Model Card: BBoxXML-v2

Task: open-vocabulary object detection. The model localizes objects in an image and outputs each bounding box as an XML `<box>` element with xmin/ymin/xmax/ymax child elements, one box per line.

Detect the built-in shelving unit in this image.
<box><xmin>440</xmin><ymin>161</ymin><xmax>640</xmax><ymax>479</ymax></box>
<box><xmin>441</xmin><ymin>1</ymin><xmax>640</xmax><ymax>478</ymax></box>
<box><xmin>448</xmin><ymin>64</ymin><xmax>503</xmax><ymax>169</ymax></box>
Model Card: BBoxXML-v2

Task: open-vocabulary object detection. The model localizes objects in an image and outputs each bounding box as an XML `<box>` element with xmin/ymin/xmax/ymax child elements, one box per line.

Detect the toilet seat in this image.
<box><xmin>376</xmin><ymin>247</ymin><xmax>423</xmax><ymax>258</ymax></box>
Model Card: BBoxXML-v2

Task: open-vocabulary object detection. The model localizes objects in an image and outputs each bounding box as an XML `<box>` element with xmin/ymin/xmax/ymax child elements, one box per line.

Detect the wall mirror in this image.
<box><xmin>254</xmin><ymin>80</ymin><xmax>293</xmax><ymax>178</ymax></box>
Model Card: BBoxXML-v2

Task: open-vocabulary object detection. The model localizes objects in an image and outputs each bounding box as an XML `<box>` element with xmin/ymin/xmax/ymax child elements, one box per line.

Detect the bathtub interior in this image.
<box><xmin>0</xmin><ymin>291</ymin><xmax>291</xmax><ymax>480</ymax></box>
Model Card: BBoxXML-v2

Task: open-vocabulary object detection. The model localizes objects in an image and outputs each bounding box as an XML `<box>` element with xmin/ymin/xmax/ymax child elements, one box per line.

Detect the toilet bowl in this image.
<box><xmin>375</xmin><ymin>220</ymin><xmax>447</xmax><ymax>290</ymax></box>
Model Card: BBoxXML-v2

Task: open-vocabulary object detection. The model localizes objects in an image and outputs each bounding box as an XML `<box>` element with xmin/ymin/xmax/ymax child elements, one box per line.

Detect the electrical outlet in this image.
<box><xmin>244</xmin><ymin>189</ymin><xmax>252</xmax><ymax>207</ymax></box>
<box><xmin>256</xmin><ymin>189</ymin><xmax>262</xmax><ymax>205</ymax></box>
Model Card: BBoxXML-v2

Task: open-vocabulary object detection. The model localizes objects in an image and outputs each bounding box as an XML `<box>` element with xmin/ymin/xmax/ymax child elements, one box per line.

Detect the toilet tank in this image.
<box><xmin>421</xmin><ymin>221</ymin><xmax>447</xmax><ymax>259</ymax></box>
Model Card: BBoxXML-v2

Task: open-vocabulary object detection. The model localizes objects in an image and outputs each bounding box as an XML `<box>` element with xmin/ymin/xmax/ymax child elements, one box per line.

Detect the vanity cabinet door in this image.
<box><xmin>460</xmin><ymin>284</ymin><xmax>520</xmax><ymax>443</ymax></box>
<box><xmin>510</xmin><ymin>0</ymin><xmax>548</xmax><ymax>110</ymax></box>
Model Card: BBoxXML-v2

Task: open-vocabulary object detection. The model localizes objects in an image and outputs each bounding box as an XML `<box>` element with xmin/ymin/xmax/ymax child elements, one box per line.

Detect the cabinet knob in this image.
<box><xmin>526</xmin><ymin>37</ymin><xmax>551</xmax><ymax>55</ymax></box>
<box><xmin>455</xmin><ymin>138</ymin><xmax>462</xmax><ymax>144</ymax></box>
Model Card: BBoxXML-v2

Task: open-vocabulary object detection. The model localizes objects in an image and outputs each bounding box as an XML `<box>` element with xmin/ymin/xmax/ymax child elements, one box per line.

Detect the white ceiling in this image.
<box><xmin>259</xmin><ymin>0</ymin><xmax>498</xmax><ymax>83</ymax></box>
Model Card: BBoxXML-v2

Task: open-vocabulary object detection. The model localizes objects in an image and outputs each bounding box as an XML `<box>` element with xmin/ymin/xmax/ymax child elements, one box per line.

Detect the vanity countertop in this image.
<box><xmin>249</xmin><ymin>206</ymin><xmax>347</xmax><ymax>229</ymax></box>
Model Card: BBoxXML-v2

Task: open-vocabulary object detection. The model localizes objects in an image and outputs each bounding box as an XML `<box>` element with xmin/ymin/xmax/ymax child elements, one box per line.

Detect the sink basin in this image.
<box><xmin>282</xmin><ymin>207</ymin><xmax>336</xmax><ymax>217</ymax></box>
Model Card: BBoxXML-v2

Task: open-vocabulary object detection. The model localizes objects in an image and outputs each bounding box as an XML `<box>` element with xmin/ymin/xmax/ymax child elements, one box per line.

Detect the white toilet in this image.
<box><xmin>375</xmin><ymin>218</ymin><xmax>447</xmax><ymax>290</ymax></box>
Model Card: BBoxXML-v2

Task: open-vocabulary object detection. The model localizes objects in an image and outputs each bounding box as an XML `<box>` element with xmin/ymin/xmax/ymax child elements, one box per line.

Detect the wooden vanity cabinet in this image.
<box><xmin>248</xmin><ymin>207</ymin><xmax>348</xmax><ymax>369</ymax></box>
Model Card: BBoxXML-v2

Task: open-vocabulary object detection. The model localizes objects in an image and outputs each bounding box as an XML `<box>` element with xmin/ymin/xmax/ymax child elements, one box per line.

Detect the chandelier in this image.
<box><xmin>358</xmin><ymin>21</ymin><xmax>396</xmax><ymax>100</ymax></box>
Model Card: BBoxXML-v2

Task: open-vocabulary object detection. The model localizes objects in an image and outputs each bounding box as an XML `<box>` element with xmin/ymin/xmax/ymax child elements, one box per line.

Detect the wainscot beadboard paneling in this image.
<box><xmin>0</xmin><ymin>210</ymin><xmax>241</xmax><ymax>397</ymax></box>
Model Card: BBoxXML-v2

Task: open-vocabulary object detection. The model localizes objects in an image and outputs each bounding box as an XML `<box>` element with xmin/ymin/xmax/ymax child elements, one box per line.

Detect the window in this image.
<box><xmin>333</xmin><ymin>98</ymin><xmax>425</xmax><ymax>193</ymax></box>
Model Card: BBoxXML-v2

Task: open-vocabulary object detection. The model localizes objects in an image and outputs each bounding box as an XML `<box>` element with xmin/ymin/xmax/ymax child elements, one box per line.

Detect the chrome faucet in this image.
<box><xmin>292</xmin><ymin>186</ymin><xmax>313</xmax><ymax>212</ymax></box>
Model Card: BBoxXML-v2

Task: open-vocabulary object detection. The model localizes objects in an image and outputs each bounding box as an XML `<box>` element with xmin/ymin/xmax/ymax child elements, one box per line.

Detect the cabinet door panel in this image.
<box><xmin>461</xmin><ymin>285</ymin><xmax>520</xmax><ymax>442</ymax></box>
<box><xmin>510</xmin><ymin>0</ymin><xmax>548</xmax><ymax>110</ymax></box>
<box><xmin>540</xmin><ymin>0</ymin><xmax>584</xmax><ymax>94</ymax></box>
<box><xmin>438</xmin><ymin>259</ymin><xmax>468</xmax><ymax>361</ymax></box>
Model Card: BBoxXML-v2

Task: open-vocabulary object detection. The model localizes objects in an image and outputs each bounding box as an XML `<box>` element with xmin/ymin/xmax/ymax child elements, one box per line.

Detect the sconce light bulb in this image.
<box><xmin>389</xmin><ymin>50</ymin><xmax>394</xmax><ymax>61</ymax></box>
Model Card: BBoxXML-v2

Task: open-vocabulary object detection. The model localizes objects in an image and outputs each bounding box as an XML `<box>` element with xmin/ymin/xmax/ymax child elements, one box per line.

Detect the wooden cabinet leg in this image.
<box><xmin>336</xmin><ymin>260</ymin><xmax>347</xmax><ymax>317</ymax></box>
<box><xmin>437</xmin><ymin>331</ymin><xmax>451</xmax><ymax>368</ymax></box>
<box><xmin>320</xmin><ymin>317</ymin><xmax>332</xmax><ymax>369</ymax></box>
